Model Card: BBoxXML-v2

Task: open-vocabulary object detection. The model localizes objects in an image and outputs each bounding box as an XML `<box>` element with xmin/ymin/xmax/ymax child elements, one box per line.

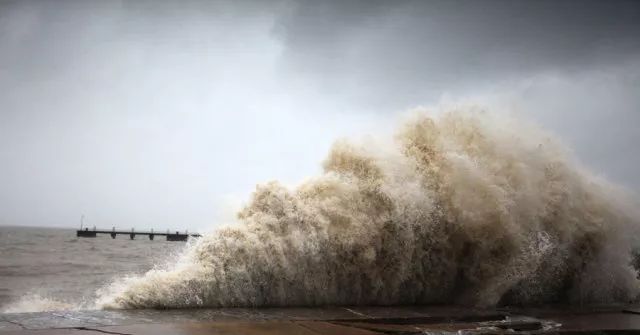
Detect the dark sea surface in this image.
<box><xmin>0</xmin><ymin>226</ymin><xmax>185</xmax><ymax>312</ymax></box>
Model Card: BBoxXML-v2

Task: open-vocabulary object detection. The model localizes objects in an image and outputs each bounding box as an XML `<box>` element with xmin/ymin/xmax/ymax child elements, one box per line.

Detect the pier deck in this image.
<box><xmin>76</xmin><ymin>228</ymin><xmax>201</xmax><ymax>241</ymax></box>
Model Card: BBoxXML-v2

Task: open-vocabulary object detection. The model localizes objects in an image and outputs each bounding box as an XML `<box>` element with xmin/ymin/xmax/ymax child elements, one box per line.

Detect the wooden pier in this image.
<box><xmin>76</xmin><ymin>227</ymin><xmax>201</xmax><ymax>241</ymax></box>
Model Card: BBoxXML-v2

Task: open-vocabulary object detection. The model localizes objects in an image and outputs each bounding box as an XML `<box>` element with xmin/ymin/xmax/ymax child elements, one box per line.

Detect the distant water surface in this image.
<box><xmin>0</xmin><ymin>226</ymin><xmax>185</xmax><ymax>312</ymax></box>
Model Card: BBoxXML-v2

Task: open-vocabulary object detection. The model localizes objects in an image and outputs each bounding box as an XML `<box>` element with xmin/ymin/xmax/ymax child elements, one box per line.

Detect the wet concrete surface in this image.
<box><xmin>2</xmin><ymin>305</ymin><xmax>640</xmax><ymax>334</ymax></box>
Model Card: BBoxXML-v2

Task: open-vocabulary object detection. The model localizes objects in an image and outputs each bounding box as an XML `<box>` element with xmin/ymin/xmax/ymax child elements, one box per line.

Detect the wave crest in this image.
<box><xmin>97</xmin><ymin>107</ymin><xmax>640</xmax><ymax>309</ymax></box>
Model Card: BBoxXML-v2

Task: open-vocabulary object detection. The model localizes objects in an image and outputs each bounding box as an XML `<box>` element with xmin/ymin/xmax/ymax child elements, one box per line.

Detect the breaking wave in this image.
<box><xmin>6</xmin><ymin>106</ymin><xmax>638</xmax><ymax>313</ymax></box>
<box><xmin>94</xmin><ymin>107</ymin><xmax>640</xmax><ymax>309</ymax></box>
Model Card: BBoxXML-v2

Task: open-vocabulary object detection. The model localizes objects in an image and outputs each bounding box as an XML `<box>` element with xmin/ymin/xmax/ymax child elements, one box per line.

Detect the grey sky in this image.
<box><xmin>0</xmin><ymin>0</ymin><xmax>638</xmax><ymax>230</ymax></box>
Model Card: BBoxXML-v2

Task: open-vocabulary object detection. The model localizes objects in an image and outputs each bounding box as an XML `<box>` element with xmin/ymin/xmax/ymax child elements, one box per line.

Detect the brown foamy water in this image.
<box><xmin>99</xmin><ymin>107</ymin><xmax>640</xmax><ymax>309</ymax></box>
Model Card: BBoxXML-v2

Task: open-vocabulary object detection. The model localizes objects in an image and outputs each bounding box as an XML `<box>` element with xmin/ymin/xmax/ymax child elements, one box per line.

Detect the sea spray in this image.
<box><xmin>68</xmin><ymin>107</ymin><xmax>640</xmax><ymax>308</ymax></box>
<box><xmin>1</xmin><ymin>294</ymin><xmax>77</xmax><ymax>314</ymax></box>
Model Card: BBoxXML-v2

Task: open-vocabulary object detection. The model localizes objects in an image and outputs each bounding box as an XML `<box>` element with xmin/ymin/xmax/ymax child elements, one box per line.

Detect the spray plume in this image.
<box><xmin>96</xmin><ymin>107</ymin><xmax>640</xmax><ymax>309</ymax></box>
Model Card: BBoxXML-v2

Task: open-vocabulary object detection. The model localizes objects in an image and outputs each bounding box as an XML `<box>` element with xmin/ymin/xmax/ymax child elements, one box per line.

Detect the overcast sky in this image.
<box><xmin>0</xmin><ymin>0</ymin><xmax>639</xmax><ymax>231</ymax></box>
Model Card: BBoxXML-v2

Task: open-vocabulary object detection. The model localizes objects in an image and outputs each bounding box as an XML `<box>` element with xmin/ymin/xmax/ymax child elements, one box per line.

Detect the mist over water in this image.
<box><xmin>86</xmin><ymin>107</ymin><xmax>640</xmax><ymax>309</ymax></box>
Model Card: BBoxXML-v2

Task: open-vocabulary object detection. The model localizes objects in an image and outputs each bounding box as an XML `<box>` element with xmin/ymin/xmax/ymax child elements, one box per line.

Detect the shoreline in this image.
<box><xmin>3</xmin><ymin>304</ymin><xmax>640</xmax><ymax>334</ymax></box>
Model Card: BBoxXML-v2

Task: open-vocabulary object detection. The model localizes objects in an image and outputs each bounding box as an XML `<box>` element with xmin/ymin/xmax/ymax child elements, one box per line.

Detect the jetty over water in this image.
<box><xmin>76</xmin><ymin>227</ymin><xmax>201</xmax><ymax>241</ymax></box>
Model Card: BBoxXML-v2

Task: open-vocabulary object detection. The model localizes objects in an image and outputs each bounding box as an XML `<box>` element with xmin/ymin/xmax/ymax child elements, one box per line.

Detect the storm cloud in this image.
<box><xmin>0</xmin><ymin>0</ymin><xmax>638</xmax><ymax>229</ymax></box>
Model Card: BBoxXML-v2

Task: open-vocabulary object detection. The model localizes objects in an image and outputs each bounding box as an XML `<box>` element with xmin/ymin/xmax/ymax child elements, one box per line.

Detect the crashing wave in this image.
<box><xmin>93</xmin><ymin>106</ymin><xmax>640</xmax><ymax>309</ymax></box>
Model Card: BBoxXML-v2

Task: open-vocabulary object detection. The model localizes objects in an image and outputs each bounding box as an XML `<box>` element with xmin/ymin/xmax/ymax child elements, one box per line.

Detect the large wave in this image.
<box><xmin>91</xmin><ymin>107</ymin><xmax>640</xmax><ymax>309</ymax></box>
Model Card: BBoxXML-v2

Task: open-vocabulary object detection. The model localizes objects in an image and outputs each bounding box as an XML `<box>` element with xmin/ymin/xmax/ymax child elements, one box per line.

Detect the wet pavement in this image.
<box><xmin>2</xmin><ymin>305</ymin><xmax>640</xmax><ymax>334</ymax></box>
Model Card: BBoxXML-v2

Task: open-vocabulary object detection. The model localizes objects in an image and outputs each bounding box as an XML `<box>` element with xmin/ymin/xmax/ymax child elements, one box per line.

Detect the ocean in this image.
<box><xmin>0</xmin><ymin>226</ymin><xmax>185</xmax><ymax>313</ymax></box>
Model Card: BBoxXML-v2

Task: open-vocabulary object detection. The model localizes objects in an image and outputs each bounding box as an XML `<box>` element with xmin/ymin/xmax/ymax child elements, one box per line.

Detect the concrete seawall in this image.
<box><xmin>3</xmin><ymin>305</ymin><xmax>640</xmax><ymax>334</ymax></box>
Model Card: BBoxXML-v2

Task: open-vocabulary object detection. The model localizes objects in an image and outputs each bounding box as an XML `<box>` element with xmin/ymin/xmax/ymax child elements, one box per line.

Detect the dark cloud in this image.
<box><xmin>0</xmin><ymin>0</ymin><xmax>638</xmax><ymax>228</ymax></box>
<box><xmin>275</xmin><ymin>0</ymin><xmax>640</xmax><ymax>110</ymax></box>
